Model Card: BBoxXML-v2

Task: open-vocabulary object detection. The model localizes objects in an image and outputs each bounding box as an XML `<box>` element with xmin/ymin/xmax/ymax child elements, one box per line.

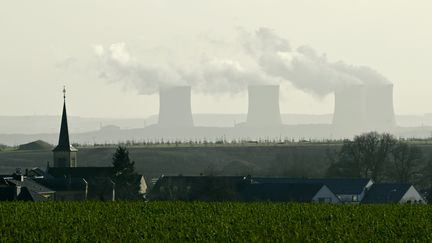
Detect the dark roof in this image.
<box><xmin>7</xmin><ymin>179</ymin><xmax>55</xmax><ymax>194</ymax></box>
<box><xmin>158</xmin><ymin>175</ymin><xmax>248</xmax><ymax>181</ymax></box>
<box><xmin>241</xmin><ymin>183</ymin><xmax>325</xmax><ymax>202</ymax></box>
<box><xmin>47</xmin><ymin>167</ymin><xmax>114</xmax><ymax>178</ymax></box>
<box><xmin>33</xmin><ymin>177</ymin><xmax>87</xmax><ymax>191</ymax></box>
<box><xmin>53</xmin><ymin>101</ymin><xmax>77</xmax><ymax>152</ymax></box>
<box><xmin>28</xmin><ymin>167</ymin><xmax>48</xmax><ymax>177</ymax></box>
<box><xmin>0</xmin><ymin>186</ymin><xmax>15</xmax><ymax>200</ymax></box>
<box><xmin>0</xmin><ymin>177</ymin><xmax>13</xmax><ymax>185</ymax></box>
<box><xmin>252</xmin><ymin>177</ymin><xmax>371</xmax><ymax>195</ymax></box>
<box><xmin>17</xmin><ymin>187</ymin><xmax>49</xmax><ymax>202</ymax></box>
<box><xmin>153</xmin><ymin>176</ymin><xmax>249</xmax><ymax>189</ymax></box>
<box><xmin>361</xmin><ymin>183</ymin><xmax>413</xmax><ymax>204</ymax></box>
<box><xmin>150</xmin><ymin>176</ymin><xmax>250</xmax><ymax>201</ymax></box>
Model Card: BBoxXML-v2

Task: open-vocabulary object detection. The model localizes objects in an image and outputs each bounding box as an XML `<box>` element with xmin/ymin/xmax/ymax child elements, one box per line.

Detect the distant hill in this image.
<box><xmin>18</xmin><ymin>140</ymin><xmax>53</xmax><ymax>151</ymax></box>
<box><xmin>0</xmin><ymin>143</ymin><xmax>7</xmax><ymax>151</ymax></box>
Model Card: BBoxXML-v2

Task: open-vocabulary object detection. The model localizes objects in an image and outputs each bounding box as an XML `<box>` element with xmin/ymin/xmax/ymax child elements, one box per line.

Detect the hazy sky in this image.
<box><xmin>1</xmin><ymin>0</ymin><xmax>431</xmax><ymax>118</ymax></box>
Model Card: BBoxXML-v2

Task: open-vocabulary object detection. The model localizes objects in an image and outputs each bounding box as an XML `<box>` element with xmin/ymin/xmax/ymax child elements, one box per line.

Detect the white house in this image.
<box><xmin>361</xmin><ymin>183</ymin><xmax>426</xmax><ymax>204</ymax></box>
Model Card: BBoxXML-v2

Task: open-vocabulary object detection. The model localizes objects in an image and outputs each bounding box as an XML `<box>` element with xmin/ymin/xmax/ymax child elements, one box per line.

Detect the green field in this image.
<box><xmin>0</xmin><ymin>145</ymin><xmax>341</xmax><ymax>179</ymax></box>
<box><xmin>0</xmin><ymin>202</ymin><xmax>431</xmax><ymax>241</ymax></box>
<box><xmin>3</xmin><ymin>143</ymin><xmax>432</xmax><ymax>181</ymax></box>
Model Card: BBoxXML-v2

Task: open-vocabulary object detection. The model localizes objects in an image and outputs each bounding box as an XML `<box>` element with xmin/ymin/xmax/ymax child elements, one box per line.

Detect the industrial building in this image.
<box><xmin>245</xmin><ymin>85</ymin><xmax>282</xmax><ymax>127</ymax></box>
<box><xmin>157</xmin><ymin>86</ymin><xmax>194</xmax><ymax>127</ymax></box>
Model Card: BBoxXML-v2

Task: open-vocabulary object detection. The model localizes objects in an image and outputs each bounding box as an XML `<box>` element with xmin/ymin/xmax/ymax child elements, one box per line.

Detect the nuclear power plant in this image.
<box><xmin>364</xmin><ymin>84</ymin><xmax>396</xmax><ymax>131</ymax></box>
<box><xmin>154</xmin><ymin>83</ymin><xmax>396</xmax><ymax>134</ymax></box>
<box><xmin>332</xmin><ymin>83</ymin><xmax>397</xmax><ymax>135</ymax></box>
<box><xmin>157</xmin><ymin>86</ymin><xmax>194</xmax><ymax>127</ymax></box>
<box><xmin>332</xmin><ymin>84</ymin><xmax>366</xmax><ymax>133</ymax></box>
<box><xmin>6</xmin><ymin>79</ymin><xmax>432</xmax><ymax>146</ymax></box>
<box><xmin>245</xmin><ymin>85</ymin><xmax>282</xmax><ymax>127</ymax></box>
<box><xmin>333</xmin><ymin>84</ymin><xmax>396</xmax><ymax>133</ymax></box>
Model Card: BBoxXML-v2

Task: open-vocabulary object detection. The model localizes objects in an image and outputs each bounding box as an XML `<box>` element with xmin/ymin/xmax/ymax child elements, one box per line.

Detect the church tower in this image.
<box><xmin>52</xmin><ymin>87</ymin><xmax>77</xmax><ymax>167</ymax></box>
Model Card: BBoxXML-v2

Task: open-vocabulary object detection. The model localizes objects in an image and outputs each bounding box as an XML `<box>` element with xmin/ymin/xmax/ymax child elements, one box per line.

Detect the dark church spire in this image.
<box><xmin>53</xmin><ymin>87</ymin><xmax>76</xmax><ymax>152</ymax></box>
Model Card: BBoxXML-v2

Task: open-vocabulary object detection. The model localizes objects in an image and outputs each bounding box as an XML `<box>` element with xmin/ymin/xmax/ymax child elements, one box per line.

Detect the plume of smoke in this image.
<box><xmin>331</xmin><ymin>61</ymin><xmax>391</xmax><ymax>86</ymax></box>
<box><xmin>94</xmin><ymin>43</ymin><xmax>184</xmax><ymax>95</ymax></box>
<box><xmin>94</xmin><ymin>28</ymin><xmax>390</xmax><ymax>97</ymax></box>
<box><xmin>240</xmin><ymin>27</ymin><xmax>292</xmax><ymax>56</ymax></box>
<box><xmin>242</xmin><ymin>27</ymin><xmax>391</xmax><ymax>96</ymax></box>
<box><xmin>179</xmin><ymin>56</ymin><xmax>273</xmax><ymax>95</ymax></box>
<box><xmin>94</xmin><ymin>42</ymin><xmax>272</xmax><ymax>95</ymax></box>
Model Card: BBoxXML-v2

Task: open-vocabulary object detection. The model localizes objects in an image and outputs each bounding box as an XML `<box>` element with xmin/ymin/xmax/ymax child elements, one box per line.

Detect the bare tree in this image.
<box><xmin>389</xmin><ymin>142</ymin><xmax>422</xmax><ymax>183</ymax></box>
<box><xmin>329</xmin><ymin>132</ymin><xmax>397</xmax><ymax>181</ymax></box>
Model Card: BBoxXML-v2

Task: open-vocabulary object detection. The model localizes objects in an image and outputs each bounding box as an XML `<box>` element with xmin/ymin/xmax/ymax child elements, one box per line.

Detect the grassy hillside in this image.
<box><xmin>2</xmin><ymin>143</ymin><xmax>432</xmax><ymax>182</ymax></box>
<box><xmin>0</xmin><ymin>144</ymin><xmax>339</xmax><ymax>178</ymax></box>
<box><xmin>17</xmin><ymin>140</ymin><xmax>53</xmax><ymax>151</ymax></box>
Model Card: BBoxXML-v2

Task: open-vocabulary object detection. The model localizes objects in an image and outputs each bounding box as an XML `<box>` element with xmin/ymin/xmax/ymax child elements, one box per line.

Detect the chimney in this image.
<box><xmin>364</xmin><ymin>83</ymin><xmax>396</xmax><ymax>131</ymax></box>
<box><xmin>332</xmin><ymin>84</ymin><xmax>366</xmax><ymax>134</ymax></box>
<box><xmin>158</xmin><ymin>86</ymin><xmax>194</xmax><ymax>127</ymax></box>
<box><xmin>246</xmin><ymin>85</ymin><xmax>282</xmax><ymax>127</ymax></box>
<box><xmin>14</xmin><ymin>185</ymin><xmax>21</xmax><ymax>199</ymax></box>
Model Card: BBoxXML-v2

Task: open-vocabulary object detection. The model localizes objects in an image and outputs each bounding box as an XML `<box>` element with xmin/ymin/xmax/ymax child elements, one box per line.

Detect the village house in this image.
<box><xmin>251</xmin><ymin>178</ymin><xmax>373</xmax><ymax>203</ymax></box>
<box><xmin>361</xmin><ymin>183</ymin><xmax>426</xmax><ymax>204</ymax></box>
<box><xmin>241</xmin><ymin>183</ymin><xmax>340</xmax><ymax>203</ymax></box>
<box><xmin>149</xmin><ymin>175</ymin><xmax>340</xmax><ymax>203</ymax></box>
<box><xmin>148</xmin><ymin>175</ymin><xmax>249</xmax><ymax>201</ymax></box>
<box><xmin>0</xmin><ymin>173</ymin><xmax>55</xmax><ymax>201</ymax></box>
<box><xmin>149</xmin><ymin>175</ymin><xmax>426</xmax><ymax>204</ymax></box>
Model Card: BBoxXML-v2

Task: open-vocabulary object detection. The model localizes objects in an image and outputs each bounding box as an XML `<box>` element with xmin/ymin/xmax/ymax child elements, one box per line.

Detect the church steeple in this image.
<box><xmin>53</xmin><ymin>87</ymin><xmax>74</xmax><ymax>152</ymax></box>
<box><xmin>53</xmin><ymin>87</ymin><xmax>77</xmax><ymax>167</ymax></box>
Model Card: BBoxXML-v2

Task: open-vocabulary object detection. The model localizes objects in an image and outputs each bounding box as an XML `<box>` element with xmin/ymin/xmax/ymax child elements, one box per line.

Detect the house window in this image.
<box><xmin>318</xmin><ymin>198</ymin><xmax>331</xmax><ymax>203</ymax></box>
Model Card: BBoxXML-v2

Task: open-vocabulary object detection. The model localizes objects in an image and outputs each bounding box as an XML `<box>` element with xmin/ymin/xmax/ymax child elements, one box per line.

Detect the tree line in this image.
<box><xmin>326</xmin><ymin>132</ymin><xmax>425</xmax><ymax>184</ymax></box>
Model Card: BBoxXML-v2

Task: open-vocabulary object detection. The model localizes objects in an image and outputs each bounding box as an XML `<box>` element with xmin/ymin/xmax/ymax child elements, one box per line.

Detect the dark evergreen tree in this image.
<box><xmin>112</xmin><ymin>146</ymin><xmax>135</xmax><ymax>177</ymax></box>
<box><xmin>112</xmin><ymin>146</ymin><xmax>140</xmax><ymax>200</ymax></box>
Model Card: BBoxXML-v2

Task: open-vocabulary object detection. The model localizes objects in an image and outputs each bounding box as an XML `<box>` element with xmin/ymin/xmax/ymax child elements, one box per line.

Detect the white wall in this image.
<box><xmin>312</xmin><ymin>185</ymin><xmax>340</xmax><ymax>204</ymax></box>
<box><xmin>400</xmin><ymin>186</ymin><xmax>426</xmax><ymax>204</ymax></box>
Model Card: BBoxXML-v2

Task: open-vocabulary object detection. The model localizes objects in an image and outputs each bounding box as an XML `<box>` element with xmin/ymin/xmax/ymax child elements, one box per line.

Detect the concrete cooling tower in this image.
<box><xmin>332</xmin><ymin>85</ymin><xmax>366</xmax><ymax>133</ymax></box>
<box><xmin>364</xmin><ymin>84</ymin><xmax>396</xmax><ymax>131</ymax></box>
<box><xmin>246</xmin><ymin>85</ymin><xmax>282</xmax><ymax>127</ymax></box>
<box><xmin>158</xmin><ymin>86</ymin><xmax>194</xmax><ymax>127</ymax></box>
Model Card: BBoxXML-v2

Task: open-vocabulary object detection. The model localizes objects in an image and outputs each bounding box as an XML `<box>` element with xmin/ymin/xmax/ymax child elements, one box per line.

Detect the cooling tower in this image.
<box><xmin>332</xmin><ymin>84</ymin><xmax>366</xmax><ymax>133</ymax></box>
<box><xmin>158</xmin><ymin>86</ymin><xmax>194</xmax><ymax>127</ymax></box>
<box><xmin>246</xmin><ymin>85</ymin><xmax>282</xmax><ymax>127</ymax></box>
<box><xmin>364</xmin><ymin>84</ymin><xmax>396</xmax><ymax>131</ymax></box>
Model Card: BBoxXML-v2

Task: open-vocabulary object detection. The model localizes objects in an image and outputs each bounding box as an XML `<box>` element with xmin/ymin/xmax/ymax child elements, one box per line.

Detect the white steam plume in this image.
<box><xmin>179</xmin><ymin>56</ymin><xmax>274</xmax><ymax>95</ymax></box>
<box><xmin>94</xmin><ymin>43</ymin><xmax>184</xmax><ymax>95</ymax></box>
<box><xmin>242</xmin><ymin>27</ymin><xmax>391</xmax><ymax>96</ymax></box>
<box><xmin>94</xmin><ymin>28</ymin><xmax>391</xmax><ymax>97</ymax></box>
<box><xmin>94</xmin><ymin>42</ymin><xmax>272</xmax><ymax>95</ymax></box>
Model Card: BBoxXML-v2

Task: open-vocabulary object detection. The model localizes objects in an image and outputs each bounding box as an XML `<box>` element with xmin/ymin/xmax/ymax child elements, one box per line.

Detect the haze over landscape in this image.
<box><xmin>1</xmin><ymin>0</ymin><xmax>431</xmax><ymax>121</ymax></box>
<box><xmin>3</xmin><ymin>2</ymin><xmax>432</xmax><ymax>240</ymax></box>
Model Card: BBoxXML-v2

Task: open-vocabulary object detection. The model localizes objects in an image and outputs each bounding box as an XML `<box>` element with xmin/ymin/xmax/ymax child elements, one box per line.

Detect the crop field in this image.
<box><xmin>0</xmin><ymin>202</ymin><xmax>431</xmax><ymax>242</ymax></box>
